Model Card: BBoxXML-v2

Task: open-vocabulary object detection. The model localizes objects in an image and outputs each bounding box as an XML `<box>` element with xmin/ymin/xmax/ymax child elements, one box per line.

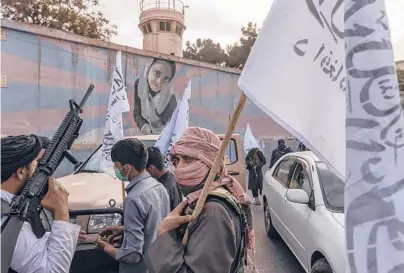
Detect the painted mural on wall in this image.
<box><xmin>133</xmin><ymin>58</ymin><xmax>178</xmax><ymax>135</ymax></box>
<box><xmin>0</xmin><ymin>20</ymin><xmax>289</xmax><ymax>146</ymax></box>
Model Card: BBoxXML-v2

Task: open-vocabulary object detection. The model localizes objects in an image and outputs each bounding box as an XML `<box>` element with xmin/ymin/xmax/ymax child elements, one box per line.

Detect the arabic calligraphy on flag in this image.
<box><xmin>100</xmin><ymin>51</ymin><xmax>130</xmax><ymax>170</ymax></box>
<box><xmin>155</xmin><ymin>81</ymin><xmax>192</xmax><ymax>166</ymax></box>
<box><xmin>239</xmin><ymin>0</ymin><xmax>346</xmax><ymax>179</ymax></box>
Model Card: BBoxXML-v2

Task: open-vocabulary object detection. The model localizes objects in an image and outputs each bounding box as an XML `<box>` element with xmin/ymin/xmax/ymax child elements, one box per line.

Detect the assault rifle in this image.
<box><xmin>1</xmin><ymin>84</ymin><xmax>94</xmax><ymax>273</ymax></box>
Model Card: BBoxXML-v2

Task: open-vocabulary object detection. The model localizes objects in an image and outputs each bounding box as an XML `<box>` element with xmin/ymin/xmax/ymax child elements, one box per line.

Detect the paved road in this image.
<box><xmin>250</xmin><ymin>201</ymin><xmax>306</xmax><ymax>273</ymax></box>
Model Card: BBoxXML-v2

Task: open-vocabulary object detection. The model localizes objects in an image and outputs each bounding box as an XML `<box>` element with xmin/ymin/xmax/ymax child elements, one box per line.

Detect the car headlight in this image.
<box><xmin>87</xmin><ymin>213</ymin><xmax>122</xmax><ymax>234</ymax></box>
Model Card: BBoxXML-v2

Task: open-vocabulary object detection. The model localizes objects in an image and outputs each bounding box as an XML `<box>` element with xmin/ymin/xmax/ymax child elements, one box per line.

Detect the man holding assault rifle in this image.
<box><xmin>1</xmin><ymin>134</ymin><xmax>81</xmax><ymax>273</ymax></box>
<box><xmin>1</xmin><ymin>84</ymin><xmax>94</xmax><ymax>273</ymax></box>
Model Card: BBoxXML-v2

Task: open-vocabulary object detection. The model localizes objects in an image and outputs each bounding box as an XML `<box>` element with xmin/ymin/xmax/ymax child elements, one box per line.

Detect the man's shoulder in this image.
<box><xmin>138</xmin><ymin>176</ymin><xmax>168</xmax><ymax>197</ymax></box>
<box><xmin>164</xmin><ymin>171</ymin><xmax>178</xmax><ymax>184</ymax></box>
<box><xmin>127</xmin><ymin>176</ymin><xmax>159</xmax><ymax>198</ymax></box>
<box><xmin>158</xmin><ymin>171</ymin><xmax>177</xmax><ymax>188</ymax></box>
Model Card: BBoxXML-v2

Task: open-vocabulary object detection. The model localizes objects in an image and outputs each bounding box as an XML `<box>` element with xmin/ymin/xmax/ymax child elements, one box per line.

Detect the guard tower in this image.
<box><xmin>139</xmin><ymin>0</ymin><xmax>187</xmax><ymax>57</ymax></box>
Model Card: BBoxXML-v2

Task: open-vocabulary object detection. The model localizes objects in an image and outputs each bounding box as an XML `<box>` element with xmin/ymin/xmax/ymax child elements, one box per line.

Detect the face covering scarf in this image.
<box><xmin>171</xmin><ymin>127</ymin><xmax>258</xmax><ymax>271</ymax></box>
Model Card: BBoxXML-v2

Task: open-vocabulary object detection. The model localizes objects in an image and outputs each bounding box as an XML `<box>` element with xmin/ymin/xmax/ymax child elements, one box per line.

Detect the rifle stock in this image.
<box><xmin>1</xmin><ymin>84</ymin><xmax>94</xmax><ymax>273</ymax></box>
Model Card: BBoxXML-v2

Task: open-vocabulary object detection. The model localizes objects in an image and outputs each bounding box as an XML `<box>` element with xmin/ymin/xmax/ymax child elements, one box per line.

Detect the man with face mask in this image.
<box><xmin>1</xmin><ymin>134</ymin><xmax>81</xmax><ymax>273</ymax></box>
<box><xmin>96</xmin><ymin>138</ymin><xmax>170</xmax><ymax>273</ymax></box>
<box><xmin>144</xmin><ymin>127</ymin><xmax>258</xmax><ymax>273</ymax></box>
<box><xmin>270</xmin><ymin>138</ymin><xmax>293</xmax><ymax>168</ymax></box>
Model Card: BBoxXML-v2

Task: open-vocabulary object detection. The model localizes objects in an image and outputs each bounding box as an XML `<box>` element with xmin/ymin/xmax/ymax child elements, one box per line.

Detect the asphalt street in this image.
<box><xmin>250</xmin><ymin>199</ymin><xmax>305</xmax><ymax>273</ymax></box>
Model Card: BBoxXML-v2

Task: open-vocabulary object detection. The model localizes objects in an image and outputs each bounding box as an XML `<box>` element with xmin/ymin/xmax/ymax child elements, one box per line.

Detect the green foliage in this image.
<box><xmin>226</xmin><ymin>22</ymin><xmax>258</xmax><ymax>69</ymax></box>
<box><xmin>183</xmin><ymin>21</ymin><xmax>258</xmax><ymax>69</ymax></box>
<box><xmin>183</xmin><ymin>38</ymin><xmax>227</xmax><ymax>65</ymax></box>
<box><xmin>1</xmin><ymin>0</ymin><xmax>117</xmax><ymax>41</ymax></box>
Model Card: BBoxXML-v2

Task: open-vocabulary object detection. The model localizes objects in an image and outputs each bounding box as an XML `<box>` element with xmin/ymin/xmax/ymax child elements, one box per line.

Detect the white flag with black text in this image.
<box><xmin>239</xmin><ymin>0</ymin><xmax>404</xmax><ymax>272</ymax></box>
<box><xmin>344</xmin><ymin>1</ymin><xmax>404</xmax><ymax>272</ymax></box>
<box><xmin>100</xmin><ymin>51</ymin><xmax>130</xmax><ymax>170</ymax></box>
<box><xmin>155</xmin><ymin>81</ymin><xmax>192</xmax><ymax>158</ymax></box>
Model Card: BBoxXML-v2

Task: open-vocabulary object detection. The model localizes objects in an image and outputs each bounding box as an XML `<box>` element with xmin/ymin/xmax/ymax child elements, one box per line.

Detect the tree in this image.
<box><xmin>1</xmin><ymin>0</ymin><xmax>117</xmax><ymax>41</ymax></box>
<box><xmin>183</xmin><ymin>22</ymin><xmax>259</xmax><ymax>69</ymax></box>
<box><xmin>183</xmin><ymin>38</ymin><xmax>228</xmax><ymax>65</ymax></box>
<box><xmin>226</xmin><ymin>22</ymin><xmax>258</xmax><ymax>69</ymax></box>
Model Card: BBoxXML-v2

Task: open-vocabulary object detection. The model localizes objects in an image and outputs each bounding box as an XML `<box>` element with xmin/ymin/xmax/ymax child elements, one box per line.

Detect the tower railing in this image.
<box><xmin>140</xmin><ymin>0</ymin><xmax>186</xmax><ymax>15</ymax></box>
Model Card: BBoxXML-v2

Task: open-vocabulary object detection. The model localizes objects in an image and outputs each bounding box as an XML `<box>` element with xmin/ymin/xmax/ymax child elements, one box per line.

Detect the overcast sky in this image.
<box><xmin>99</xmin><ymin>0</ymin><xmax>404</xmax><ymax>61</ymax></box>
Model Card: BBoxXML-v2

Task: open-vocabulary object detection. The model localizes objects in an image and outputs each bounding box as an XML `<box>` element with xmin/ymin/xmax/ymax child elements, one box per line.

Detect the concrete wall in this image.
<box><xmin>1</xmin><ymin>19</ymin><xmax>292</xmax><ymax>177</ymax></box>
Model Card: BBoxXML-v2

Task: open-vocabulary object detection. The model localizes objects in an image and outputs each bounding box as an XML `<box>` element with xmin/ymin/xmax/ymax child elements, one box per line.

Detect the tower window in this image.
<box><xmin>175</xmin><ymin>24</ymin><xmax>182</xmax><ymax>35</ymax></box>
<box><xmin>159</xmin><ymin>21</ymin><xmax>172</xmax><ymax>32</ymax></box>
<box><xmin>142</xmin><ymin>23</ymin><xmax>152</xmax><ymax>34</ymax></box>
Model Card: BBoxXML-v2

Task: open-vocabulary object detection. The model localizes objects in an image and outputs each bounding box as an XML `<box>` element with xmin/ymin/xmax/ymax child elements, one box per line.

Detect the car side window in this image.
<box><xmin>224</xmin><ymin>139</ymin><xmax>238</xmax><ymax>165</ymax></box>
<box><xmin>289</xmin><ymin>162</ymin><xmax>312</xmax><ymax>196</ymax></box>
<box><xmin>273</xmin><ymin>158</ymin><xmax>295</xmax><ymax>187</ymax></box>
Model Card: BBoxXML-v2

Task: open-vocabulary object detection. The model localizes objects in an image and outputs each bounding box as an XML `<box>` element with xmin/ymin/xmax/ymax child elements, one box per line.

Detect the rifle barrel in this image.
<box><xmin>78</xmin><ymin>84</ymin><xmax>94</xmax><ymax>109</ymax></box>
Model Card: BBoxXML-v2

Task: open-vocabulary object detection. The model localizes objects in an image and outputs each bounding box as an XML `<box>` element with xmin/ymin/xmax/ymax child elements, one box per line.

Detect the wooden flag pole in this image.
<box><xmin>182</xmin><ymin>93</ymin><xmax>247</xmax><ymax>244</ymax></box>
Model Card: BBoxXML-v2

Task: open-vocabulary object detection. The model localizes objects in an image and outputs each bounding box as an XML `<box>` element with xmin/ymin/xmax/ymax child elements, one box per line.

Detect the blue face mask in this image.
<box><xmin>114</xmin><ymin>166</ymin><xmax>129</xmax><ymax>181</ymax></box>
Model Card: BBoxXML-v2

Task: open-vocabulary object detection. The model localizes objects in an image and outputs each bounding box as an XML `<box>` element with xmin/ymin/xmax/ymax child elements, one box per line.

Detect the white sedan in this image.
<box><xmin>262</xmin><ymin>151</ymin><xmax>345</xmax><ymax>273</ymax></box>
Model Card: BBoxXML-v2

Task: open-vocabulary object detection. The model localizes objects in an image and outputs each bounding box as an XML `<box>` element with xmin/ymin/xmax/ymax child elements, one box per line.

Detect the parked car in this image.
<box><xmin>262</xmin><ymin>151</ymin><xmax>345</xmax><ymax>273</ymax></box>
<box><xmin>59</xmin><ymin>134</ymin><xmax>246</xmax><ymax>273</ymax></box>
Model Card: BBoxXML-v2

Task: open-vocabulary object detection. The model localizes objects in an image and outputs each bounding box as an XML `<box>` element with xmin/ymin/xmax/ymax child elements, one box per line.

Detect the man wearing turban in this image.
<box><xmin>144</xmin><ymin>127</ymin><xmax>257</xmax><ymax>273</ymax></box>
<box><xmin>1</xmin><ymin>134</ymin><xmax>81</xmax><ymax>273</ymax></box>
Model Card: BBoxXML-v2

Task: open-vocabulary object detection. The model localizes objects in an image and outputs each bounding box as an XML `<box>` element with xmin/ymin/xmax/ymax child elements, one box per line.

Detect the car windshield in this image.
<box><xmin>316</xmin><ymin>162</ymin><xmax>344</xmax><ymax>212</ymax></box>
<box><xmin>79</xmin><ymin>140</ymin><xmax>157</xmax><ymax>173</ymax></box>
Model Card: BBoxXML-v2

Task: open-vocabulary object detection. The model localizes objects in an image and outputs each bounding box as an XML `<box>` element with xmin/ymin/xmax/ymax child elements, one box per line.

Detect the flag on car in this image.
<box><xmin>100</xmin><ymin>51</ymin><xmax>130</xmax><ymax>170</ymax></box>
<box><xmin>155</xmin><ymin>81</ymin><xmax>192</xmax><ymax>164</ymax></box>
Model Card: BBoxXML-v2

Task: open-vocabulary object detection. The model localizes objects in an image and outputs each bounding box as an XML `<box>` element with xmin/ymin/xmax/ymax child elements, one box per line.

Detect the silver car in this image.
<box><xmin>262</xmin><ymin>151</ymin><xmax>345</xmax><ymax>273</ymax></box>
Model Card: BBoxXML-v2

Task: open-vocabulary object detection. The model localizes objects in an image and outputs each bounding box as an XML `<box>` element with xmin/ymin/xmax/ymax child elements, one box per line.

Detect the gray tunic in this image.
<box><xmin>116</xmin><ymin>172</ymin><xmax>170</xmax><ymax>273</ymax></box>
<box><xmin>144</xmin><ymin>201</ymin><xmax>239</xmax><ymax>273</ymax></box>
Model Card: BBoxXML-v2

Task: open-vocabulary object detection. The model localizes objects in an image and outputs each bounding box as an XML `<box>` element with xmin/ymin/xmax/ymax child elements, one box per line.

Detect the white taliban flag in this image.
<box><xmin>344</xmin><ymin>1</ymin><xmax>404</xmax><ymax>272</ymax></box>
<box><xmin>155</xmin><ymin>81</ymin><xmax>192</xmax><ymax>158</ymax></box>
<box><xmin>239</xmin><ymin>0</ymin><xmax>404</xmax><ymax>272</ymax></box>
<box><xmin>243</xmin><ymin>123</ymin><xmax>260</xmax><ymax>153</ymax></box>
<box><xmin>238</xmin><ymin>0</ymin><xmax>346</xmax><ymax>179</ymax></box>
<box><xmin>100</xmin><ymin>51</ymin><xmax>130</xmax><ymax>170</ymax></box>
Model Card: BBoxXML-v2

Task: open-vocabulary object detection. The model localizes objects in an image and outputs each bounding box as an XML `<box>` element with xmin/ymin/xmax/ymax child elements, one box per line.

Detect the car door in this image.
<box><xmin>267</xmin><ymin>157</ymin><xmax>296</xmax><ymax>237</ymax></box>
<box><xmin>222</xmin><ymin>136</ymin><xmax>246</xmax><ymax>191</ymax></box>
<box><xmin>282</xmin><ymin>159</ymin><xmax>314</xmax><ymax>270</ymax></box>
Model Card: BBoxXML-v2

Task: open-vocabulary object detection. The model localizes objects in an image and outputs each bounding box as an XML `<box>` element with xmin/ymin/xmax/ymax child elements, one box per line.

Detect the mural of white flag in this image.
<box><xmin>155</xmin><ymin>81</ymin><xmax>192</xmax><ymax>157</ymax></box>
<box><xmin>243</xmin><ymin>123</ymin><xmax>260</xmax><ymax>153</ymax></box>
<box><xmin>344</xmin><ymin>1</ymin><xmax>404</xmax><ymax>272</ymax></box>
<box><xmin>100</xmin><ymin>51</ymin><xmax>130</xmax><ymax>170</ymax></box>
<box><xmin>238</xmin><ymin>0</ymin><xmax>346</xmax><ymax>179</ymax></box>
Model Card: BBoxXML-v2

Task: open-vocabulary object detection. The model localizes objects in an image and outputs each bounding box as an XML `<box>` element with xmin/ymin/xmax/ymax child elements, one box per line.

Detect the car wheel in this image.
<box><xmin>311</xmin><ymin>258</ymin><xmax>332</xmax><ymax>273</ymax></box>
<box><xmin>263</xmin><ymin>201</ymin><xmax>277</xmax><ymax>238</ymax></box>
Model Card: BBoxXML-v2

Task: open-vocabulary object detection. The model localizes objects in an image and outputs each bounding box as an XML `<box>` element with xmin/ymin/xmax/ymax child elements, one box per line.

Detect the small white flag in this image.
<box><xmin>100</xmin><ymin>51</ymin><xmax>130</xmax><ymax>170</ymax></box>
<box><xmin>155</xmin><ymin>81</ymin><xmax>192</xmax><ymax>158</ymax></box>
<box><xmin>243</xmin><ymin>123</ymin><xmax>260</xmax><ymax>153</ymax></box>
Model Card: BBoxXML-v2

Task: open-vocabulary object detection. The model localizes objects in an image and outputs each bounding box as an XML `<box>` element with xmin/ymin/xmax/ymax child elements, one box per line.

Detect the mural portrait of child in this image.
<box><xmin>133</xmin><ymin>58</ymin><xmax>178</xmax><ymax>135</ymax></box>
